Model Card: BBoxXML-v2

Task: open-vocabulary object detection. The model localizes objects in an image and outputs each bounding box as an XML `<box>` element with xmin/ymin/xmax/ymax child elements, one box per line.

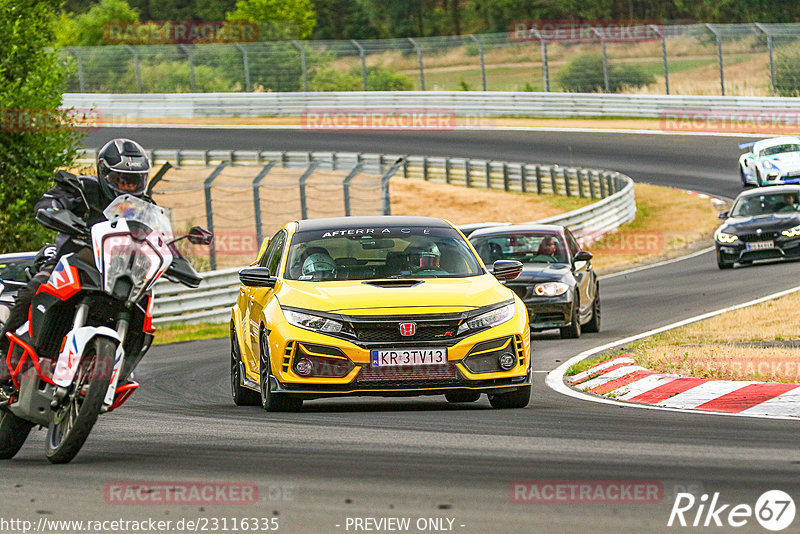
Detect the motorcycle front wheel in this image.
<box><xmin>45</xmin><ymin>337</ymin><xmax>114</xmax><ymax>464</ymax></box>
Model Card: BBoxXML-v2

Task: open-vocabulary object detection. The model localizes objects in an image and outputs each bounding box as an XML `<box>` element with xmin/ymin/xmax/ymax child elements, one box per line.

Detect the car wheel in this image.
<box><xmin>259</xmin><ymin>328</ymin><xmax>302</xmax><ymax>412</ymax></box>
<box><xmin>445</xmin><ymin>391</ymin><xmax>481</xmax><ymax>403</ymax></box>
<box><xmin>488</xmin><ymin>385</ymin><xmax>531</xmax><ymax>409</ymax></box>
<box><xmin>716</xmin><ymin>248</ymin><xmax>733</xmax><ymax>270</ymax></box>
<box><xmin>756</xmin><ymin>169</ymin><xmax>765</xmax><ymax>187</ymax></box>
<box><xmin>584</xmin><ymin>284</ymin><xmax>601</xmax><ymax>333</ymax></box>
<box><xmin>559</xmin><ymin>297</ymin><xmax>581</xmax><ymax>339</ymax></box>
<box><xmin>230</xmin><ymin>324</ymin><xmax>261</xmax><ymax>407</ymax></box>
<box><xmin>739</xmin><ymin>165</ymin><xmax>748</xmax><ymax>187</ymax></box>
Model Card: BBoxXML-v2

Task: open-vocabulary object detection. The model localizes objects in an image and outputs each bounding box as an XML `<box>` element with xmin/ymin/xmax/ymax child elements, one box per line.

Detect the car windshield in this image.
<box><xmin>730</xmin><ymin>192</ymin><xmax>800</xmax><ymax>217</ymax></box>
<box><xmin>0</xmin><ymin>258</ymin><xmax>33</xmax><ymax>283</ymax></box>
<box><xmin>471</xmin><ymin>232</ymin><xmax>569</xmax><ymax>264</ymax></box>
<box><xmin>284</xmin><ymin>226</ymin><xmax>484</xmax><ymax>281</ymax></box>
<box><xmin>760</xmin><ymin>143</ymin><xmax>800</xmax><ymax>157</ymax></box>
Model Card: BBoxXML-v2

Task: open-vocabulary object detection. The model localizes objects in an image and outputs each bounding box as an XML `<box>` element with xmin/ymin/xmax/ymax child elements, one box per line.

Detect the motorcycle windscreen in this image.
<box><xmin>102</xmin><ymin>234</ymin><xmax>163</xmax><ymax>302</ymax></box>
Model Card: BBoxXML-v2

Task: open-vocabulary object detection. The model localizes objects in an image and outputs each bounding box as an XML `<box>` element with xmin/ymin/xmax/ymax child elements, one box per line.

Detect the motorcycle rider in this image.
<box><xmin>0</xmin><ymin>138</ymin><xmax>152</xmax><ymax>388</ymax></box>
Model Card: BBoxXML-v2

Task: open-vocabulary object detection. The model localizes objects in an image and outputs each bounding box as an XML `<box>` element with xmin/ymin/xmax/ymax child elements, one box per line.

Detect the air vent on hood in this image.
<box><xmin>362</xmin><ymin>279</ymin><xmax>425</xmax><ymax>288</ymax></box>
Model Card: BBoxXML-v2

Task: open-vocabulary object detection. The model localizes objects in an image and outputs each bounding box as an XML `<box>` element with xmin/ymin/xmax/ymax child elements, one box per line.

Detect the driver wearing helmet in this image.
<box><xmin>406</xmin><ymin>243</ymin><xmax>443</xmax><ymax>273</ymax></box>
<box><xmin>0</xmin><ymin>138</ymin><xmax>155</xmax><ymax>385</ymax></box>
<box><xmin>300</xmin><ymin>252</ymin><xmax>337</xmax><ymax>281</ymax></box>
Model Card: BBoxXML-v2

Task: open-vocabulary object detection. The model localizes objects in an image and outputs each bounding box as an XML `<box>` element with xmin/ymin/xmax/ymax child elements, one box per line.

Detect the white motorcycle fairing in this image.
<box><xmin>53</xmin><ymin>327</ymin><xmax>123</xmax><ymax>407</ymax></box>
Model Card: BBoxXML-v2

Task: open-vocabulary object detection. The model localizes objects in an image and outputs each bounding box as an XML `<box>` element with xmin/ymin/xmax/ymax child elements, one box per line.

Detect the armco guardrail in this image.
<box><xmin>148</xmin><ymin>150</ymin><xmax>634</xmax><ymax>326</ymax></box>
<box><xmin>63</xmin><ymin>91</ymin><xmax>800</xmax><ymax>121</ymax></box>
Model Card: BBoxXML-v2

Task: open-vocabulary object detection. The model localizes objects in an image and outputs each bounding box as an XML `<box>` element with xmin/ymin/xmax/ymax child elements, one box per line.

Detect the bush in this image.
<box><xmin>309</xmin><ymin>65</ymin><xmax>413</xmax><ymax>91</ymax></box>
<box><xmin>557</xmin><ymin>54</ymin><xmax>654</xmax><ymax>93</ymax></box>
<box><xmin>775</xmin><ymin>54</ymin><xmax>800</xmax><ymax>97</ymax></box>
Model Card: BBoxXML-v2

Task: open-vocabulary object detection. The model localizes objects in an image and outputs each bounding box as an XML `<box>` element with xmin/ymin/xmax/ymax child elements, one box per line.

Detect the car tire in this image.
<box><xmin>739</xmin><ymin>165</ymin><xmax>748</xmax><ymax>187</ymax></box>
<box><xmin>584</xmin><ymin>284</ymin><xmax>601</xmax><ymax>333</ymax></box>
<box><xmin>444</xmin><ymin>391</ymin><xmax>481</xmax><ymax>403</ymax></box>
<box><xmin>259</xmin><ymin>328</ymin><xmax>303</xmax><ymax>412</ymax></box>
<box><xmin>559</xmin><ymin>297</ymin><xmax>581</xmax><ymax>339</ymax></box>
<box><xmin>488</xmin><ymin>385</ymin><xmax>531</xmax><ymax>409</ymax></box>
<box><xmin>756</xmin><ymin>169</ymin><xmax>765</xmax><ymax>187</ymax></box>
<box><xmin>230</xmin><ymin>324</ymin><xmax>261</xmax><ymax>407</ymax></box>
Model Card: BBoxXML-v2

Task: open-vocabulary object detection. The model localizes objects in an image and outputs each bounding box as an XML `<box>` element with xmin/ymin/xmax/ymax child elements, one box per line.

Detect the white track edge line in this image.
<box><xmin>601</xmin><ymin>247</ymin><xmax>715</xmax><ymax>279</ymax></box>
<box><xmin>545</xmin><ymin>284</ymin><xmax>800</xmax><ymax>422</ymax></box>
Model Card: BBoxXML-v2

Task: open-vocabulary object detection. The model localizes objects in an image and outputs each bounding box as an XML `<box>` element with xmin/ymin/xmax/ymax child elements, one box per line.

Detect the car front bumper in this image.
<box><xmin>717</xmin><ymin>237</ymin><xmax>800</xmax><ymax>263</ymax></box>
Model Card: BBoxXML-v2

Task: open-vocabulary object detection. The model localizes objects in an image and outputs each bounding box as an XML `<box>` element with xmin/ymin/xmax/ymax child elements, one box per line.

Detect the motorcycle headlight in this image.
<box><xmin>283</xmin><ymin>309</ymin><xmax>354</xmax><ymax>336</ymax></box>
<box><xmin>716</xmin><ymin>232</ymin><xmax>739</xmax><ymax>244</ymax></box>
<box><xmin>781</xmin><ymin>225</ymin><xmax>800</xmax><ymax>238</ymax></box>
<box><xmin>533</xmin><ymin>282</ymin><xmax>569</xmax><ymax>297</ymax></box>
<box><xmin>457</xmin><ymin>302</ymin><xmax>515</xmax><ymax>336</ymax></box>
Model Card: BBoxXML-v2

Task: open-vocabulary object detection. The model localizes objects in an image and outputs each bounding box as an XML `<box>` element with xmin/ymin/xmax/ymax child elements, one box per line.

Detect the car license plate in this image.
<box><xmin>370</xmin><ymin>348</ymin><xmax>447</xmax><ymax>367</ymax></box>
<box><xmin>746</xmin><ymin>241</ymin><xmax>774</xmax><ymax>251</ymax></box>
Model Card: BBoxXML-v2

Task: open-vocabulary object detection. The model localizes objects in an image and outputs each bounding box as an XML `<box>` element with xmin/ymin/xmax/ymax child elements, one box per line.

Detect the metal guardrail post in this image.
<box><xmin>465</xmin><ymin>160</ymin><xmax>471</xmax><ymax>187</ymax></box>
<box><xmin>755</xmin><ymin>23</ymin><xmax>775</xmax><ymax>95</ymax></box>
<box><xmin>342</xmin><ymin>162</ymin><xmax>365</xmax><ymax>216</ymax></box>
<box><xmin>599</xmin><ymin>172</ymin><xmax>606</xmax><ymax>197</ymax></box>
<box><xmin>380</xmin><ymin>159</ymin><xmax>405</xmax><ymax>215</ymax></box>
<box><xmin>445</xmin><ymin>158</ymin><xmax>451</xmax><ymax>184</ymax></box>
<box><xmin>606</xmin><ymin>175</ymin><xmax>615</xmax><ymax>194</ymax></box>
<box><xmin>469</xmin><ymin>35</ymin><xmax>486</xmax><ymax>91</ymax></box>
<box><xmin>550</xmin><ymin>167</ymin><xmax>558</xmax><ymax>194</ymax></box>
<box><xmin>485</xmin><ymin>161</ymin><xmax>491</xmax><ymax>188</ymax></box>
<box><xmin>402</xmin><ymin>158</ymin><xmax>409</xmax><ymax>178</ymax></box>
<box><xmin>68</xmin><ymin>47</ymin><xmax>86</xmax><ymax>92</ymax></box>
<box><xmin>178</xmin><ymin>44</ymin><xmax>196</xmax><ymax>92</ymax></box>
<box><xmin>577</xmin><ymin>169</ymin><xmax>585</xmax><ymax>198</ymax></box>
<box><xmin>423</xmin><ymin>156</ymin><xmax>429</xmax><ymax>181</ymax></box>
<box><xmin>204</xmin><ymin>161</ymin><xmax>229</xmax><ymax>271</ymax></box>
<box><xmin>705</xmin><ymin>24</ymin><xmax>725</xmax><ymax>96</ymax></box>
<box><xmin>351</xmin><ymin>40</ymin><xmax>368</xmax><ymax>91</ymax></box>
<box><xmin>145</xmin><ymin>162</ymin><xmax>173</xmax><ymax>196</ymax></box>
<box><xmin>298</xmin><ymin>161</ymin><xmax>320</xmax><ymax>219</ymax></box>
<box><xmin>589</xmin><ymin>170</ymin><xmax>596</xmax><ymax>199</ymax></box>
<box><xmin>503</xmin><ymin>163</ymin><xmax>510</xmax><ymax>191</ymax></box>
<box><xmin>562</xmin><ymin>168</ymin><xmax>571</xmax><ymax>197</ymax></box>
<box><xmin>125</xmin><ymin>45</ymin><xmax>142</xmax><ymax>93</ymax></box>
<box><xmin>649</xmin><ymin>25</ymin><xmax>669</xmax><ymax>95</ymax></box>
<box><xmin>520</xmin><ymin>165</ymin><xmax>527</xmax><ymax>193</ymax></box>
<box><xmin>408</xmin><ymin>38</ymin><xmax>425</xmax><ymax>91</ymax></box>
<box><xmin>234</xmin><ymin>43</ymin><xmax>252</xmax><ymax>92</ymax></box>
<box><xmin>252</xmin><ymin>161</ymin><xmax>276</xmax><ymax>243</ymax></box>
<box><xmin>291</xmin><ymin>40</ymin><xmax>308</xmax><ymax>92</ymax></box>
<box><xmin>535</xmin><ymin>166</ymin><xmax>543</xmax><ymax>194</ymax></box>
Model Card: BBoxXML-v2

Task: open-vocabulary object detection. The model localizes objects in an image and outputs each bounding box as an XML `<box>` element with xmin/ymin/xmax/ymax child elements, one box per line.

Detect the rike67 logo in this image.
<box><xmin>668</xmin><ymin>490</ymin><xmax>796</xmax><ymax>531</ymax></box>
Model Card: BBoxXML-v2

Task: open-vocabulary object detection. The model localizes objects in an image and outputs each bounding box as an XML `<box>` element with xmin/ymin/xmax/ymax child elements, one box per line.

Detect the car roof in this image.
<box><xmin>468</xmin><ymin>223</ymin><xmax>566</xmax><ymax>239</ymax></box>
<box><xmin>754</xmin><ymin>136</ymin><xmax>800</xmax><ymax>151</ymax></box>
<box><xmin>294</xmin><ymin>216</ymin><xmax>454</xmax><ymax>233</ymax></box>
<box><xmin>736</xmin><ymin>185</ymin><xmax>800</xmax><ymax>199</ymax></box>
<box><xmin>0</xmin><ymin>252</ymin><xmax>36</xmax><ymax>262</ymax></box>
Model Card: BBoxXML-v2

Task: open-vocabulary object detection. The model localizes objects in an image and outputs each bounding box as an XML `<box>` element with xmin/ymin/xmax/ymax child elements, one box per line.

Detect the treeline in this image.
<box><xmin>57</xmin><ymin>0</ymin><xmax>800</xmax><ymax>44</ymax></box>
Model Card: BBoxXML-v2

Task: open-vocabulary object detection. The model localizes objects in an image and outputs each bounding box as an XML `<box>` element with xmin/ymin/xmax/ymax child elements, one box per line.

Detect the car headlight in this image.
<box><xmin>763</xmin><ymin>160</ymin><xmax>774</xmax><ymax>169</ymax></box>
<box><xmin>283</xmin><ymin>309</ymin><xmax>354</xmax><ymax>336</ymax></box>
<box><xmin>533</xmin><ymin>282</ymin><xmax>569</xmax><ymax>297</ymax></box>
<box><xmin>782</xmin><ymin>225</ymin><xmax>800</xmax><ymax>238</ymax></box>
<box><xmin>716</xmin><ymin>232</ymin><xmax>739</xmax><ymax>244</ymax></box>
<box><xmin>456</xmin><ymin>302</ymin><xmax>515</xmax><ymax>336</ymax></box>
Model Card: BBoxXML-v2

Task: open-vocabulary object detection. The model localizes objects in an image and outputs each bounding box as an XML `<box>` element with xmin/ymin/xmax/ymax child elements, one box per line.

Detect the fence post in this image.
<box><xmin>445</xmin><ymin>158</ymin><xmax>451</xmax><ymax>184</ymax></box>
<box><xmin>68</xmin><ymin>47</ymin><xmax>86</xmax><ymax>92</ymax></box>
<box><xmin>705</xmin><ymin>24</ymin><xmax>724</xmax><ymax>96</ymax></box>
<box><xmin>755</xmin><ymin>23</ymin><xmax>775</xmax><ymax>94</ymax></box>
<box><xmin>351</xmin><ymin>40</ymin><xmax>368</xmax><ymax>91</ymax></box>
<box><xmin>381</xmin><ymin>159</ymin><xmax>406</xmax><ymax>215</ymax></box>
<box><xmin>599</xmin><ymin>172</ymin><xmax>606</xmax><ymax>197</ymax></box>
<box><xmin>465</xmin><ymin>159</ymin><xmax>471</xmax><ymax>187</ymax></box>
<box><xmin>588</xmin><ymin>170</ymin><xmax>596</xmax><ymax>199</ymax></box>
<box><xmin>550</xmin><ymin>167</ymin><xmax>558</xmax><ymax>195</ymax></box>
<box><xmin>423</xmin><ymin>156</ymin><xmax>429</xmax><ymax>181</ymax></box>
<box><xmin>342</xmin><ymin>161</ymin><xmax>365</xmax><ymax>216</ymax></box>
<box><xmin>298</xmin><ymin>161</ymin><xmax>320</xmax><ymax>219</ymax></box>
<box><xmin>204</xmin><ymin>161</ymin><xmax>230</xmax><ymax>271</ymax></box>
<box><xmin>577</xmin><ymin>169</ymin><xmax>585</xmax><ymax>198</ymax></box>
<box><xmin>591</xmin><ymin>28</ymin><xmax>609</xmax><ymax>92</ymax></box>
<box><xmin>606</xmin><ymin>174</ymin><xmax>614</xmax><ymax>194</ymax></box>
<box><xmin>178</xmin><ymin>44</ymin><xmax>196</xmax><ymax>92</ymax></box>
<box><xmin>469</xmin><ymin>35</ymin><xmax>486</xmax><ymax>91</ymax></box>
<box><xmin>291</xmin><ymin>40</ymin><xmax>308</xmax><ymax>92</ymax></box>
<box><xmin>520</xmin><ymin>164</ymin><xmax>527</xmax><ymax>193</ymax></box>
<box><xmin>235</xmin><ymin>43</ymin><xmax>252</xmax><ymax>92</ymax></box>
<box><xmin>125</xmin><ymin>45</ymin><xmax>142</xmax><ymax>93</ymax></box>
<box><xmin>408</xmin><ymin>37</ymin><xmax>425</xmax><ymax>90</ymax></box>
<box><xmin>535</xmin><ymin>165</ymin><xmax>543</xmax><ymax>194</ymax></box>
<box><xmin>503</xmin><ymin>163</ymin><xmax>510</xmax><ymax>191</ymax></box>
<box><xmin>650</xmin><ymin>24</ymin><xmax>669</xmax><ymax>95</ymax></box>
<box><xmin>562</xmin><ymin>168</ymin><xmax>571</xmax><ymax>197</ymax></box>
<box><xmin>252</xmin><ymin>161</ymin><xmax>276</xmax><ymax>243</ymax></box>
<box><xmin>485</xmin><ymin>161</ymin><xmax>491</xmax><ymax>188</ymax></box>
<box><xmin>145</xmin><ymin>162</ymin><xmax>173</xmax><ymax>196</ymax></box>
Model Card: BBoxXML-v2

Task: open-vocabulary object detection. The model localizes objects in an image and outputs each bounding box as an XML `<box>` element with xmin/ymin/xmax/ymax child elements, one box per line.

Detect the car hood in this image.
<box><xmin>721</xmin><ymin>214</ymin><xmax>800</xmax><ymax>234</ymax></box>
<box><xmin>278</xmin><ymin>275</ymin><xmax>514</xmax><ymax>315</ymax></box>
<box><xmin>512</xmin><ymin>263</ymin><xmax>572</xmax><ymax>283</ymax></box>
<box><xmin>761</xmin><ymin>152</ymin><xmax>800</xmax><ymax>171</ymax></box>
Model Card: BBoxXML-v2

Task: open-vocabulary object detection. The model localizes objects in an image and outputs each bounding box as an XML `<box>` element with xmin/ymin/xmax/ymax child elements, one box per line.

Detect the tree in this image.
<box><xmin>311</xmin><ymin>0</ymin><xmax>380</xmax><ymax>40</ymax></box>
<box><xmin>56</xmin><ymin>0</ymin><xmax>139</xmax><ymax>46</ymax></box>
<box><xmin>0</xmin><ymin>0</ymin><xmax>84</xmax><ymax>251</ymax></box>
<box><xmin>226</xmin><ymin>0</ymin><xmax>316</xmax><ymax>40</ymax></box>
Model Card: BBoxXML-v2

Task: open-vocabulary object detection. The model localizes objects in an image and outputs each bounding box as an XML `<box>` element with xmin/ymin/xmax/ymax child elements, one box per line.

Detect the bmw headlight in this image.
<box><xmin>457</xmin><ymin>302</ymin><xmax>515</xmax><ymax>336</ymax></box>
<box><xmin>533</xmin><ymin>282</ymin><xmax>569</xmax><ymax>297</ymax></box>
<box><xmin>716</xmin><ymin>232</ymin><xmax>739</xmax><ymax>244</ymax></box>
<box><xmin>782</xmin><ymin>225</ymin><xmax>800</xmax><ymax>238</ymax></box>
<box><xmin>283</xmin><ymin>309</ymin><xmax>354</xmax><ymax>336</ymax></box>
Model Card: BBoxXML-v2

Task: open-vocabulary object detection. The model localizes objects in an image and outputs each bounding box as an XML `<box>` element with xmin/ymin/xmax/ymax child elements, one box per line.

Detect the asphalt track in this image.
<box><xmin>3</xmin><ymin>129</ymin><xmax>798</xmax><ymax>534</ymax></box>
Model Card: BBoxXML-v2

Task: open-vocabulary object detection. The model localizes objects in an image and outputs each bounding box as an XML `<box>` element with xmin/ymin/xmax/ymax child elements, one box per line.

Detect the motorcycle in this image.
<box><xmin>0</xmin><ymin>174</ymin><xmax>212</xmax><ymax>464</ymax></box>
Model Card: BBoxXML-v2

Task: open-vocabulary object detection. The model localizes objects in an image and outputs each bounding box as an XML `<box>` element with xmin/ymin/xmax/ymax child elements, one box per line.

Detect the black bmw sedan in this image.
<box><xmin>715</xmin><ymin>185</ymin><xmax>800</xmax><ymax>269</ymax></box>
<box><xmin>469</xmin><ymin>224</ymin><xmax>600</xmax><ymax>338</ymax></box>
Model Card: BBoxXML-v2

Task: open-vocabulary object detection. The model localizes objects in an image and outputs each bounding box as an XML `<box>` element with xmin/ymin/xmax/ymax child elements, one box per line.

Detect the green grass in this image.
<box><xmin>564</xmin><ymin>351</ymin><xmax>623</xmax><ymax>377</ymax></box>
<box><xmin>153</xmin><ymin>322</ymin><xmax>229</xmax><ymax>345</ymax></box>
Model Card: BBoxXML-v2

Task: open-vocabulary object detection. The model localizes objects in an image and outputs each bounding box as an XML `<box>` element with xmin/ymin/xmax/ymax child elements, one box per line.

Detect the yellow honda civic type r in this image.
<box><xmin>229</xmin><ymin>216</ymin><xmax>531</xmax><ymax>412</ymax></box>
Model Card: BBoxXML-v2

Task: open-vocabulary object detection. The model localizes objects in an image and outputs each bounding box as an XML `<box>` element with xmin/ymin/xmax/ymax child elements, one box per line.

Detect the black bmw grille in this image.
<box><xmin>738</xmin><ymin>231</ymin><xmax>780</xmax><ymax>242</ymax></box>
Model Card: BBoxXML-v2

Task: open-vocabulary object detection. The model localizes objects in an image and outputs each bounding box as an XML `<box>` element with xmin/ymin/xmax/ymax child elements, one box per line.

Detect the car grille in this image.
<box><xmin>737</xmin><ymin>231</ymin><xmax>780</xmax><ymax>242</ymax></box>
<box><xmin>349</xmin><ymin>316</ymin><xmax>462</xmax><ymax>344</ymax></box>
<box><xmin>356</xmin><ymin>362</ymin><xmax>460</xmax><ymax>385</ymax></box>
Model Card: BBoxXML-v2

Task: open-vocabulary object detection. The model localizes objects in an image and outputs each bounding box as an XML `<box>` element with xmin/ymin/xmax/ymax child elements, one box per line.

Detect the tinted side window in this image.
<box><xmin>266</xmin><ymin>232</ymin><xmax>287</xmax><ymax>276</ymax></box>
<box><xmin>565</xmin><ymin>230</ymin><xmax>580</xmax><ymax>256</ymax></box>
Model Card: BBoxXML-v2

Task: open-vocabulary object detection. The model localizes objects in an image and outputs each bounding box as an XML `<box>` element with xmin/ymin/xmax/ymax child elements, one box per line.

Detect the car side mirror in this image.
<box><xmin>492</xmin><ymin>260</ymin><xmax>523</xmax><ymax>281</ymax></box>
<box><xmin>239</xmin><ymin>266</ymin><xmax>277</xmax><ymax>288</ymax></box>
<box><xmin>187</xmin><ymin>226</ymin><xmax>214</xmax><ymax>245</ymax></box>
<box><xmin>718</xmin><ymin>211</ymin><xmax>729</xmax><ymax>219</ymax></box>
<box><xmin>574</xmin><ymin>250</ymin><xmax>593</xmax><ymax>262</ymax></box>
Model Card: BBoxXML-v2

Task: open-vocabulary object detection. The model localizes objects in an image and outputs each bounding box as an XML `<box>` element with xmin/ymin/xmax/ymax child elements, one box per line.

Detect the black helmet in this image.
<box><xmin>97</xmin><ymin>138</ymin><xmax>151</xmax><ymax>197</ymax></box>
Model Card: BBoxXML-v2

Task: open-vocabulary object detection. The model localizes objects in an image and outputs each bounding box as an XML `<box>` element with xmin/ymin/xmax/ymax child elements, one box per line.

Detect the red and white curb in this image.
<box><xmin>569</xmin><ymin>354</ymin><xmax>800</xmax><ymax>417</ymax></box>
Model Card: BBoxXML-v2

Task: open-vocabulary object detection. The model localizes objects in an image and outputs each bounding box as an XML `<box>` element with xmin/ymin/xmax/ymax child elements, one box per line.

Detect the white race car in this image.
<box><xmin>739</xmin><ymin>136</ymin><xmax>800</xmax><ymax>187</ymax></box>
